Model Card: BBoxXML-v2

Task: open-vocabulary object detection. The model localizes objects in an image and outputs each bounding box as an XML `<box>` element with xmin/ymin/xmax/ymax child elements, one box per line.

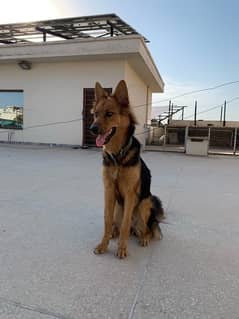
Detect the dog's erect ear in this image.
<box><xmin>95</xmin><ymin>82</ymin><xmax>108</xmax><ymax>103</ymax></box>
<box><xmin>114</xmin><ymin>80</ymin><xmax>129</xmax><ymax>107</ymax></box>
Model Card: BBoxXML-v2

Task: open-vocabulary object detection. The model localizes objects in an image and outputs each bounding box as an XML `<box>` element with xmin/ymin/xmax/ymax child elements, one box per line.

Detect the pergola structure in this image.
<box><xmin>0</xmin><ymin>13</ymin><xmax>148</xmax><ymax>45</ymax></box>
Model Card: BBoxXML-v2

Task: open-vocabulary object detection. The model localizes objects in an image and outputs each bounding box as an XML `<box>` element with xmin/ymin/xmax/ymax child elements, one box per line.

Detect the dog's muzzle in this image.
<box><xmin>89</xmin><ymin>124</ymin><xmax>99</xmax><ymax>135</ymax></box>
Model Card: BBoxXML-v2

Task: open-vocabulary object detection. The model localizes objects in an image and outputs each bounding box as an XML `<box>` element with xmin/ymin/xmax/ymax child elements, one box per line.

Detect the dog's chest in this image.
<box><xmin>108</xmin><ymin>166</ymin><xmax>127</xmax><ymax>185</ymax></box>
<box><xmin>109</xmin><ymin>166</ymin><xmax>119</xmax><ymax>181</ymax></box>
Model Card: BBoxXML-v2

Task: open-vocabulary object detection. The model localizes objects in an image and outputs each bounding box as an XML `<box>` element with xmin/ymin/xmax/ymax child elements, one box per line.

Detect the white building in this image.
<box><xmin>0</xmin><ymin>14</ymin><xmax>164</xmax><ymax>146</ymax></box>
<box><xmin>0</xmin><ymin>106</ymin><xmax>23</xmax><ymax>120</ymax></box>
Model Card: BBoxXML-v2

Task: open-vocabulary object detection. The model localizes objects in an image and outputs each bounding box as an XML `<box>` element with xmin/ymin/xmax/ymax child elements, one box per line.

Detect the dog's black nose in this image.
<box><xmin>90</xmin><ymin>124</ymin><xmax>99</xmax><ymax>135</ymax></box>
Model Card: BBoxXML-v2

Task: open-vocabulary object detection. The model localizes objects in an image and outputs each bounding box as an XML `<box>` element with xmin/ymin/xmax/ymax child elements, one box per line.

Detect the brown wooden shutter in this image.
<box><xmin>83</xmin><ymin>87</ymin><xmax>112</xmax><ymax>146</ymax></box>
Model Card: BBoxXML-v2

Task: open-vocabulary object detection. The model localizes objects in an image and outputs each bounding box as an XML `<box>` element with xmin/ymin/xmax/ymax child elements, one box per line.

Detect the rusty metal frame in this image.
<box><xmin>0</xmin><ymin>14</ymin><xmax>148</xmax><ymax>45</ymax></box>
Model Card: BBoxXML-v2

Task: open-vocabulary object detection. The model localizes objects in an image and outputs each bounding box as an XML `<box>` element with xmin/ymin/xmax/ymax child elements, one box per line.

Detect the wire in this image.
<box><xmin>184</xmin><ymin>96</ymin><xmax>239</xmax><ymax>119</ymax></box>
<box><xmin>24</xmin><ymin>117</ymin><xmax>82</xmax><ymax>129</ymax></box>
<box><xmin>135</xmin><ymin>94</ymin><xmax>239</xmax><ymax>136</ymax></box>
<box><xmin>0</xmin><ymin>91</ymin><xmax>238</xmax><ymax>137</ymax></box>
<box><xmin>131</xmin><ymin>80</ymin><xmax>239</xmax><ymax>109</ymax></box>
<box><xmin>0</xmin><ymin>117</ymin><xmax>83</xmax><ymax>133</ymax></box>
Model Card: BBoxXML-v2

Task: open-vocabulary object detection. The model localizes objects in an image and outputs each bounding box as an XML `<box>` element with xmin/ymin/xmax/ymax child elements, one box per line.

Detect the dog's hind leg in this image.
<box><xmin>134</xmin><ymin>198</ymin><xmax>153</xmax><ymax>247</ymax></box>
<box><xmin>149</xmin><ymin>195</ymin><xmax>164</xmax><ymax>240</ymax></box>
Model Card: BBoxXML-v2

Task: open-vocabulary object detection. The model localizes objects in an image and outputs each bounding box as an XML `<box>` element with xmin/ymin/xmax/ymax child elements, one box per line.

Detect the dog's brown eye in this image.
<box><xmin>106</xmin><ymin>111</ymin><xmax>113</xmax><ymax>117</ymax></box>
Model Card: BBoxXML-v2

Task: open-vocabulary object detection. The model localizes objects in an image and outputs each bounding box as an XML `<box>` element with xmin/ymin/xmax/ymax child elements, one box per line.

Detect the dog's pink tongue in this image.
<box><xmin>96</xmin><ymin>133</ymin><xmax>107</xmax><ymax>147</ymax></box>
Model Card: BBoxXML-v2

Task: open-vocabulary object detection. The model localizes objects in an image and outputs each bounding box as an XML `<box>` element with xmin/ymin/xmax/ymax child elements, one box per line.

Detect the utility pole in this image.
<box><xmin>194</xmin><ymin>100</ymin><xmax>197</xmax><ymax>126</ymax></box>
<box><xmin>223</xmin><ymin>100</ymin><xmax>227</xmax><ymax>127</ymax></box>
<box><xmin>168</xmin><ymin>100</ymin><xmax>171</xmax><ymax>124</ymax></box>
<box><xmin>220</xmin><ymin>106</ymin><xmax>223</xmax><ymax>122</ymax></box>
<box><xmin>171</xmin><ymin>103</ymin><xmax>174</xmax><ymax>121</ymax></box>
<box><xmin>182</xmin><ymin>106</ymin><xmax>184</xmax><ymax>120</ymax></box>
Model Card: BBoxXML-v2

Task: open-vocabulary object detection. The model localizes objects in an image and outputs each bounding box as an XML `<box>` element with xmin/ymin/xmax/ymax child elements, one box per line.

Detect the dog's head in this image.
<box><xmin>90</xmin><ymin>80</ymin><xmax>137</xmax><ymax>147</ymax></box>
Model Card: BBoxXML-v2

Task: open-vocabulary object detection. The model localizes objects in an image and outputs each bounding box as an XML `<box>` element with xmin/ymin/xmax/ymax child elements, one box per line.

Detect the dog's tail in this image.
<box><xmin>148</xmin><ymin>195</ymin><xmax>165</xmax><ymax>240</ymax></box>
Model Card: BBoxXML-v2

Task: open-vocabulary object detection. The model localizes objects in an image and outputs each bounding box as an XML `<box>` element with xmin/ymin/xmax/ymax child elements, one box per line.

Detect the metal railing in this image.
<box><xmin>146</xmin><ymin>124</ymin><xmax>239</xmax><ymax>155</ymax></box>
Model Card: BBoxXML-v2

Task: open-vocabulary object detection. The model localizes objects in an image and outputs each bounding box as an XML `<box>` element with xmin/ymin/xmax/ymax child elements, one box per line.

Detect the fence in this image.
<box><xmin>147</xmin><ymin>126</ymin><xmax>186</xmax><ymax>149</ymax></box>
<box><xmin>146</xmin><ymin>125</ymin><xmax>239</xmax><ymax>155</ymax></box>
<box><xmin>209</xmin><ymin>127</ymin><xmax>237</xmax><ymax>154</ymax></box>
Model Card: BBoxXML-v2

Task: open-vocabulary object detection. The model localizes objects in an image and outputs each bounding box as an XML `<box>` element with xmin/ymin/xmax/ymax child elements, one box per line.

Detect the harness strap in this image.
<box><xmin>106</xmin><ymin>136</ymin><xmax>133</xmax><ymax>166</ymax></box>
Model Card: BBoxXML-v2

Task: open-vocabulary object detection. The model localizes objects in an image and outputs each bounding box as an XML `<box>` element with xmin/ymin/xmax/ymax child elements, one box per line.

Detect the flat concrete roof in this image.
<box><xmin>170</xmin><ymin>120</ymin><xmax>239</xmax><ymax>128</ymax></box>
<box><xmin>0</xmin><ymin>36</ymin><xmax>164</xmax><ymax>92</ymax></box>
<box><xmin>1</xmin><ymin>144</ymin><xmax>238</xmax><ymax>318</ymax></box>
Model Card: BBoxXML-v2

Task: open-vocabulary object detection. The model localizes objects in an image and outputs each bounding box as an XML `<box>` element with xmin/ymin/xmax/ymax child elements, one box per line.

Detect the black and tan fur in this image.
<box><xmin>90</xmin><ymin>80</ymin><xmax>164</xmax><ymax>259</ymax></box>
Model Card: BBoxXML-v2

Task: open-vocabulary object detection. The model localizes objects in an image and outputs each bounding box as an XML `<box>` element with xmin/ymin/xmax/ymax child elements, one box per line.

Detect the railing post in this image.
<box><xmin>164</xmin><ymin>125</ymin><xmax>167</xmax><ymax>147</ymax></box>
<box><xmin>208</xmin><ymin>127</ymin><xmax>211</xmax><ymax>154</ymax></box>
<box><xmin>233</xmin><ymin>127</ymin><xmax>237</xmax><ymax>155</ymax></box>
<box><xmin>184</xmin><ymin>126</ymin><xmax>188</xmax><ymax>152</ymax></box>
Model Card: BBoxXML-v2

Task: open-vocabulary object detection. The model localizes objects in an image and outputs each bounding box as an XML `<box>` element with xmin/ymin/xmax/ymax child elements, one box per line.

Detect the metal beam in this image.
<box><xmin>35</xmin><ymin>26</ymin><xmax>72</xmax><ymax>39</ymax></box>
<box><xmin>0</xmin><ymin>14</ymin><xmax>147</xmax><ymax>43</ymax></box>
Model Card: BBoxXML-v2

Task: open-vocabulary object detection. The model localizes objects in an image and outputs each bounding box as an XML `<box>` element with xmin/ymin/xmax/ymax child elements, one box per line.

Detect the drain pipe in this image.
<box><xmin>145</xmin><ymin>86</ymin><xmax>149</xmax><ymax>124</ymax></box>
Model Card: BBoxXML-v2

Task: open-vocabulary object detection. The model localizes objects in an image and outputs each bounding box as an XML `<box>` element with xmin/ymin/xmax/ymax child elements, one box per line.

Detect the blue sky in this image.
<box><xmin>0</xmin><ymin>92</ymin><xmax>23</xmax><ymax>108</ymax></box>
<box><xmin>0</xmin><ymin>0</ymin><xmax>239</xmax><ymax>120</ymax></box>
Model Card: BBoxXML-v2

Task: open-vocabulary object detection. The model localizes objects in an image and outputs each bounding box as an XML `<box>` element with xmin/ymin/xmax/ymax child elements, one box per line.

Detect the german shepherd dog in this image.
<box><xmin>90</xmin><ymin>80</ymin><xmax>164</xmax><ymax>259</ymax></box>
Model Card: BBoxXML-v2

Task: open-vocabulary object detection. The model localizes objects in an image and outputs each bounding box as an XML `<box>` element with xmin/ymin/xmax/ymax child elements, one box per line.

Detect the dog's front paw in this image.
<box><xmin>94</xmin><ymin>243</ymin><xmax>108</xmax><ymax>254</ymax></box>
<box><xmin>116</xmin><ymin>246</ymin><xmax>128</xmax><ymax>259</ymax></box>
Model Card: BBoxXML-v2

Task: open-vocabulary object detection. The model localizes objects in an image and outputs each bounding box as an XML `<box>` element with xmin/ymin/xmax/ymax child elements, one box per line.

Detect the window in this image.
<box><xmin>0</xmin><ymin>90</ymin><xmax>23</xmax><ymax>129</ymax></box>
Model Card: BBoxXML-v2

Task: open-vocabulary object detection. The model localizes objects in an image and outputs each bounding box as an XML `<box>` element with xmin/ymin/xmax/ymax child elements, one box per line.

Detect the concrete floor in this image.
<box><xmin>0</xmin><ymin>144</ymin><xmax>239</xmax><ymax>319</ymax></box>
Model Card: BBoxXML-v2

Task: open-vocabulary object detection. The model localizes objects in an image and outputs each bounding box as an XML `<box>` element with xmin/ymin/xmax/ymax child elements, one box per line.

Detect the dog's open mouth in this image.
<box><xmin>96</xmin><ymin>127</ymin><xmax>116</xmax><ymax>147</ymax></box>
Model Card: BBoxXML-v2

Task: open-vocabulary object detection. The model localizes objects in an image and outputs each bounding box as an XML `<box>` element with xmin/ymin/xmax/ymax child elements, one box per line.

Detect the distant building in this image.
<box><xmin>0</xmin><ymin>14</ymin><xmax>164</xmax><ymax>146</ymax></box>
<box><xmin>0</xmin><ymin>106</ymin><xmax>23</xmax><ymax>129</ymax></box>
<box><xmin>0</xmin><ymin>106</ymin><xmax>23</xmax><ymax>120</ymax></box>
<box><xmin>169</xmin><ymin>119</ymin><xmax>239</xmax><ymax>128</ymax></box>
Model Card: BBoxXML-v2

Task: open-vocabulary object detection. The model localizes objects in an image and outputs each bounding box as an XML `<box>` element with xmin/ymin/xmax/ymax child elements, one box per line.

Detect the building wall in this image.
<box><xmin>0</xmin><ymin>59</ymin><xmax>154</xmax><ymax>146</ymax></box>
<box><xmin>0</xmin><ymin>60</ymin><xmax>125</xmax><ymax>145</ymax></box>
<box><xmin>124</xmin><ymin>62</ymin><xmax>151</xmax><ymax>147</ymax></box>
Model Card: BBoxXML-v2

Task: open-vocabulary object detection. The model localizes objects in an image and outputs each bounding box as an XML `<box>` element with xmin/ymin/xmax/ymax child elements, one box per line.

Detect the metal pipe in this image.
<box><xmin>145</xmin><ymin>86</ymin><xmax>149</xmax><ymax>124</ymax></box>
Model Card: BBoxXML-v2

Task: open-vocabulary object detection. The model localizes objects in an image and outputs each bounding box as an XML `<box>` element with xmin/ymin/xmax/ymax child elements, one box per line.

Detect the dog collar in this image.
<box><xmin>106</xmin><ymin>136</ymin><xmax>133</xmax><ymax>166</ymax></box>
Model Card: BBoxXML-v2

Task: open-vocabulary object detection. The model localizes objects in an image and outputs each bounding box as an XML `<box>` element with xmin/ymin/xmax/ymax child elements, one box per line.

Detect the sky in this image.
<box><xmin>0</xmin><ymin>0</ymin><xmax>239</xmax><ymax>120</ymax></box>
<box><xmin>0</xmin><ymin>92</ymin><xmax>24</xmax><ymax>108</ymax></box>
